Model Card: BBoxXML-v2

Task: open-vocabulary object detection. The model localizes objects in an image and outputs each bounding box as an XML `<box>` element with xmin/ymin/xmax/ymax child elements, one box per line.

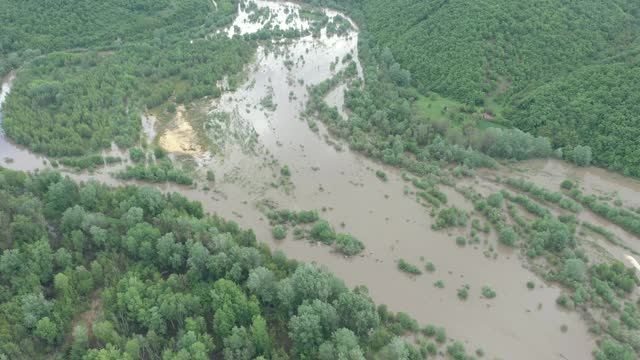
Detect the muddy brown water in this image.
<box><xmin>6</xmin><ymin>2</ymin><xmax>640</xmax><ymax>358</ymax></box>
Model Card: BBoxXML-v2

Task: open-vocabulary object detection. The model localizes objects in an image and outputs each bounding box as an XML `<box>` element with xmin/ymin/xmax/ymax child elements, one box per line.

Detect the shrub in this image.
<box><xmin>272</xmin><ymin>225</ymin><xmax>287</xmax><ymax>240</ymax></box>
<box><xmin>296</xmin><ymin>210</ymin><xmax>319</xmax><ymax>223</ymax></box>
<box><xmin>434</xmin><ymin>327</ymin><xmax>447</xmax><ymax>343</ymax></box>
<box><xmin>481</xmin><ymin>285</ymin><xmax>496</xmax><ymax>299</ymax></box>
<box><xmin>206</xmin><ymin>170</ymin><xmax>215</xmax><ymax>182</ymax></box>
<box><xmin>561</xmin><ymin>179</ymin><xmax>574</xmax><ymax>190</ymax></box>
<box><xmin>527</xmin><ymin>281</ymin><xmax>535</xmax><ymax>289</ymax></box>
<box><xmin>425</xmin><ymin>262</ymin><xmax>436</xmax><ymax>272</ymax></box>
<box><xmin>562</xmin><ymin>258</ymin><xmax>586</xmax><ymax>283</ymax></box>
<box><xmin>422</xmin><ymin>324</ymin><xmax>436</xmax><ymax>337</ymax></box>
<box><xmin>398</xmin><ymin>259</ymin><xmax>422</xmax><ymax>275</ymax></box>
<box><xmin>432</xmin><ymin>206</ymin><xmax>468</xmax><ymax>230</ymax></box>
<box><xmin>447</xmin><ymin>341</ymin><xmax>468</xmax><ymax>360</ymax></box>
<box><xmin>499</xmin><ymin>227</ymin><xmax>518</xmax><ymax>246</ymax></box>
<box><xmin>455</xmin><ymin>236</ymin><xmax>467</xmax><ymax>246</ymax></box>
<box><xmin>487</xmin><ymin>193</ymin><xmax>504</xmax><ymax>208</ymax></box>
<box><xmin>129</xmin><ymin>148</ymin><xmax>145</xmax><ymax>163</ymax></box>
<box><xmin>434</xmin><ymin>280</ymin><xmax>445</xmax><ymax>288</ymax></box>
<box><xmin>310</xmin><ymin>220</ymin><xmax>336</xmax><ymax>244</ymax></box>
<box><xmin>376</xmin><ymin>170</ymin><xmax>388</xmax><ymax>181</ymax></box>
<box><xmin>457</xmin><ymin>285</ymin><xmax>470</xmax><ymax>300</ymax></box>
<box><xmin>280</xmin><ymin>165</ymin><xmax>291</xmax><ymax>177</ymax></box>
<box><xmin>335</xmin><ymin>233</ymin><xmax>365</xmax><ymax>256</ymax></box>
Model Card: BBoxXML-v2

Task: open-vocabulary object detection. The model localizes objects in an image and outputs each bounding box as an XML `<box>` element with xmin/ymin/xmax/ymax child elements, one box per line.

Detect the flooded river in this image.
<box><xmin>4</xmin><ymin>1</ymin><xmax>640</xmax><ymax>358</ymax></box>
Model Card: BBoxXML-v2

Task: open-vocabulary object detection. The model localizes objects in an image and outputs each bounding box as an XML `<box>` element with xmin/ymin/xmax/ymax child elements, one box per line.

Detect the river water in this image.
<box><xmin>4</xmin><ymin>1</ymin><xmax>640</xmax><ymax>358</ymax></box>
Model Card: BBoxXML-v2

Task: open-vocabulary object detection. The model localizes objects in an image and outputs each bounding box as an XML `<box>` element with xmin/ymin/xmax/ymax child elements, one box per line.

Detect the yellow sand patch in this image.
<box><xmin>159</xmin><ymin>106</ymin><xmax>204</xmax><ymax>156</ymax></box>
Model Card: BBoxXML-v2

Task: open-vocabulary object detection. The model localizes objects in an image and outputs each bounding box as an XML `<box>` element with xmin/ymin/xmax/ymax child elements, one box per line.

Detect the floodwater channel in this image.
<box><xmin>2</xmin><ymin>1</ymin><xmax>640</xmax><ymax>359</ymax></box>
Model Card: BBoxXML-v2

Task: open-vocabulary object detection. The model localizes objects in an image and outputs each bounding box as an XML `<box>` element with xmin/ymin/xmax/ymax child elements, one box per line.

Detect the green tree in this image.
<box><xmin>570</xmin><ymin>145</ymin><xmax>592</xmax><ymax>167</ymax></box>
<box><xmin>34</xmin><ymin>317</ymin><xmax>59</xmax><ymax>345</ymax></box>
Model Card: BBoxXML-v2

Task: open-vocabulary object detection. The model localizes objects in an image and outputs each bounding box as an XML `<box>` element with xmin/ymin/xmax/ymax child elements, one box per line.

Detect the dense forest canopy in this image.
<box><xmin>361</xmin><ymin>0</ymin><xmax>640</xmax><ymax>176</ymax></box>
<box><xmin>0</xmin><ymin>0</ymin><xmax>251</xmax><ymax>157</ymax></box>
<box><xmin>0</xmin><ymin>167</ymin><xmax>438</xmax><ymax>359</ymax></box>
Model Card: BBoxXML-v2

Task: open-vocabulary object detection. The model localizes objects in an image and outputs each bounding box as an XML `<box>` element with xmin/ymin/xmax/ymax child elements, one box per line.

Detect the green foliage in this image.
<box><xmin>512</xmin><ymin>64</ymin><xmax>640</xmax><ymax>176</ymax></box>
<box><xmin>569</xmin><ymin>145</ymin><xmax>593</xmax><ymax>167</ymax></box>
<box><xmin>363</xmin><ymin>0</ymin><xmax>640</xmax><ymax>176</ymax></box>
<box><xmin>481</xmin><ymin>285</ymin><xmax>496</xmax><ymax>299</ymax></box>
<box><xmin>0</xmin><ymin>167</ymin><xmax>430</xmax><ymax>359</ymax></box>
<box><xmin>568</xmin><ymin>189</ymin><xmax>640</xmax><ymax>237</ymax></box>
<box><xmin>594</xmin><ymin>339</ymin><xmax>636</xmax><ymax>360</ymax></box>
<box><xmin>375</xmin><ymin>170</ymin><xmax>388</xmax><ymax>182</ymax></box>
<box><xmin>487</xmin><ymin>193</ymin><xmax>503</xmax><ymax>208</ymax></box>
<box><xmin>334</xmin><ymin>233</ymin><xmax>365</xmax><ymax>256</ymax></box>
<box><xmin>310</xmin><ymin>220</ymin><xmax>337</xmax><ymax>245</ymax></box>
<box><xmin>499</xmin><ymin>227</ymin><xmax>518</xmax><ymax>246</ymax></box>
<box><xmin>504</xmin><ymin>177</ymin><xmax>581</xmax><ymax>213</ymax></box>
<box><xmin>527</xmin><ymin>281</ymin><xmax>535</xmax><ymax>289</ymax></box>
<box><xmin>1</xmin><ymin>0</ymin><xmax>253</xmax><ymax>158</ymax></box>
<box><xmin>280</xmin><ymin>165</ymin><xmax>291</xmax><ymax>177</ymax></box>
<box><xmin>115</xmin><ymin>159</ymin><xmax>194</xmax><ymax>185</ymax></box>
<box><xmin>432</xmin><ymin>206</ymin><xmax>468</xmax><ymax>230</ymax></box>
<box><xmin>591</xmin><ymin>261</ymin><xmax>640</xmax><ymax>294</ymax></box>
<box><xmin>129</xmin><ymin>148</ymin><xmax>145</xmax><ymax>163</ymax></box>
<box><xmin>457</xmin><ymin>285</ymin><xmax>470</xmax><ymax>300</ymax></box>
<box><xmin>447</xmin><ymin>341</ymin><xmax>469</xmax><ymax>360</ymax></box>
<box><xmin>562</xmin><ymin>258</ymin><xmax>587</xmax><ymax>283</ymax></box>
<box><xmin>272</xmin><ymin>225</ymin><xmax>287</xmax><ymax>240</ymax></box>
<box><xmin>425</xmin><ymin>262</ymin><xmax>435</xmax><ymax>272</ymax></box>
<box><xmin>397</xmin><ymin>259</ymin><xmax>422</xmax><ymax>275</ymax></box>
<box><xmin>206</xmin><ymin>170</ymin><xmax>216</xmax><ymax>182</ymax></box>
<box><xmin>561</xmin><ymin>179</ymin><xmax>575</xmax><ymax>190</ymax></box>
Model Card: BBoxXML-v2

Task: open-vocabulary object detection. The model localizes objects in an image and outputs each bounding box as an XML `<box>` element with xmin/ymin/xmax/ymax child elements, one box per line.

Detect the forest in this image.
<box><xmin>0</xmin><ymin>0</ymin><xmax>252</xmax><ymax>157</ymax></box>
<box><xmin>360</xmin><ymin>0</ymin><xmax>640</xmax><ymax>176</ymax></box>
<box><xmin>0</xmin><ymin>167</ymin><xmax>458</xmax><ymax>359</ymax></box>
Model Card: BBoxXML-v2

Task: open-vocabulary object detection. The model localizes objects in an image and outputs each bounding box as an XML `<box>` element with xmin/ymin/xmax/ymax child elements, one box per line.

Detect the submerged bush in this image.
<box><xmin>398</xmin><ymin>259</ymin><xmax>422</xmax><ymax>275</ymax></box>
<box><xmin>335</xmin><ymin>233</ymin><xmax>365</xmax><ymax>256</ymax></box>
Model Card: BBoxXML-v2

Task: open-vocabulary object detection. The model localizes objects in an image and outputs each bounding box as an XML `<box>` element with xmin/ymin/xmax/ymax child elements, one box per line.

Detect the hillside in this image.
<box><xmin>362</xmin><ymin>0</ymin><xmax>640</xmax><ymax>175</ymax></box>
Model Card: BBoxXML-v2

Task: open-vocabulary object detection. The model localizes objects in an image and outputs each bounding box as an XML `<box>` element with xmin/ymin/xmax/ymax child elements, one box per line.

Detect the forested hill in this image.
<box><xmin>362</xmin><ymin>0</ymin><xmax>640</xmax><ymax>176</ymax></box>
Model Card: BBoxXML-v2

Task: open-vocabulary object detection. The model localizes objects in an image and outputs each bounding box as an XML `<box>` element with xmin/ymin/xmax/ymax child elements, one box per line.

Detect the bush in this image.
<box><xmin>375</xmin><ymin>170</ymin><xmax>388</xmax><ymax>181</ymax></box>
<box><xmin>129</xmin><ymin>148</ymin><xmax>145</xmax><ymax>163</ymax></box>
<box><xmin>434</xmin><ymin>280</ymin><xmax>445</xmax><ymax>288</ymax></box>
<box><xmin>272</xmin><ymin>225</ymin><xmax>287</xmax><ymax>240</ymax></box>
<box><xmin>457</xmin><ymin>285</ymin><xmax>470</xmax><ymax>300</ymax></box>
<box><xmin>455</xmin><ymin>236</ymin><xmax>467</xmax><ymax>246</ymax></box>
<box><xmin>487</xmin><ymin>193</ymin><xmax>503</xmax><ymax>208</ymax></box>
<box><xmin>280</xmin><ymin>165</ymin><xmax>291</xmax><ymax>177</ymax></box>
<box><xmin>398</xmin><ymin>259</ymin><xmax>422</xmax><ymax>275</ymax></box>
<box><xmin>425</xmin><ymin>262</ymin><xmax>436</xmax><ymax>272</ymax></box>
<box><xmin>447</xmin><ymin>341</ymin><xmax>468</xmax><ymax>360</ymax></box>
<box><xmin>335</xmin><ymin>233</ymin><xmax>365</xmax><ymax>256</ymax></box>
<box><xmin>206</xmin><ymin>170</ymin><xmax>215</xmax><ymax>182</ymax></box>
<box><xmin>562</xmin><ymin>258</ymin><xmax>586</xmax><ymax>283</ymax></box>
<box><xmin>434</xmin><ymin>327</ymin><xmax>447</xmax><ymax>343</ymax></box>
<box><xmin>527</xmin><ymin>281</ymin><xmax>535</xmax><ymax>289</ymax></box>
<box><xmin>432</xmin><ymin>206</ymin><xmax>468</xmax><ymax>230</ymax></box>
<box><xmin>422</xmin><ymin>324</ymin><xmax>436</xmax><ymax>337</ymax></box>
<box><xmin>310</xmin><ymin>220</ymin><xmax>336</xmax><ymax>244</ymax></box>
<box><xmin>296</xmin><ymin>210</ymin><xmax>319</xmax><ymax>223</ymax></box>
<box><xmin>499</xmin><ymin>227</ymin><xmax>518</xmax><ymax>246</ymax></box>
<box><xmin>481</xmin><ymin>285</ymin><xmax>496</xmax><ymax>299</ymax></box>
<box><xmin>561</xmin><ymin>179</ymin><xmax>574</xmax><ymax>190</ymax></box>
